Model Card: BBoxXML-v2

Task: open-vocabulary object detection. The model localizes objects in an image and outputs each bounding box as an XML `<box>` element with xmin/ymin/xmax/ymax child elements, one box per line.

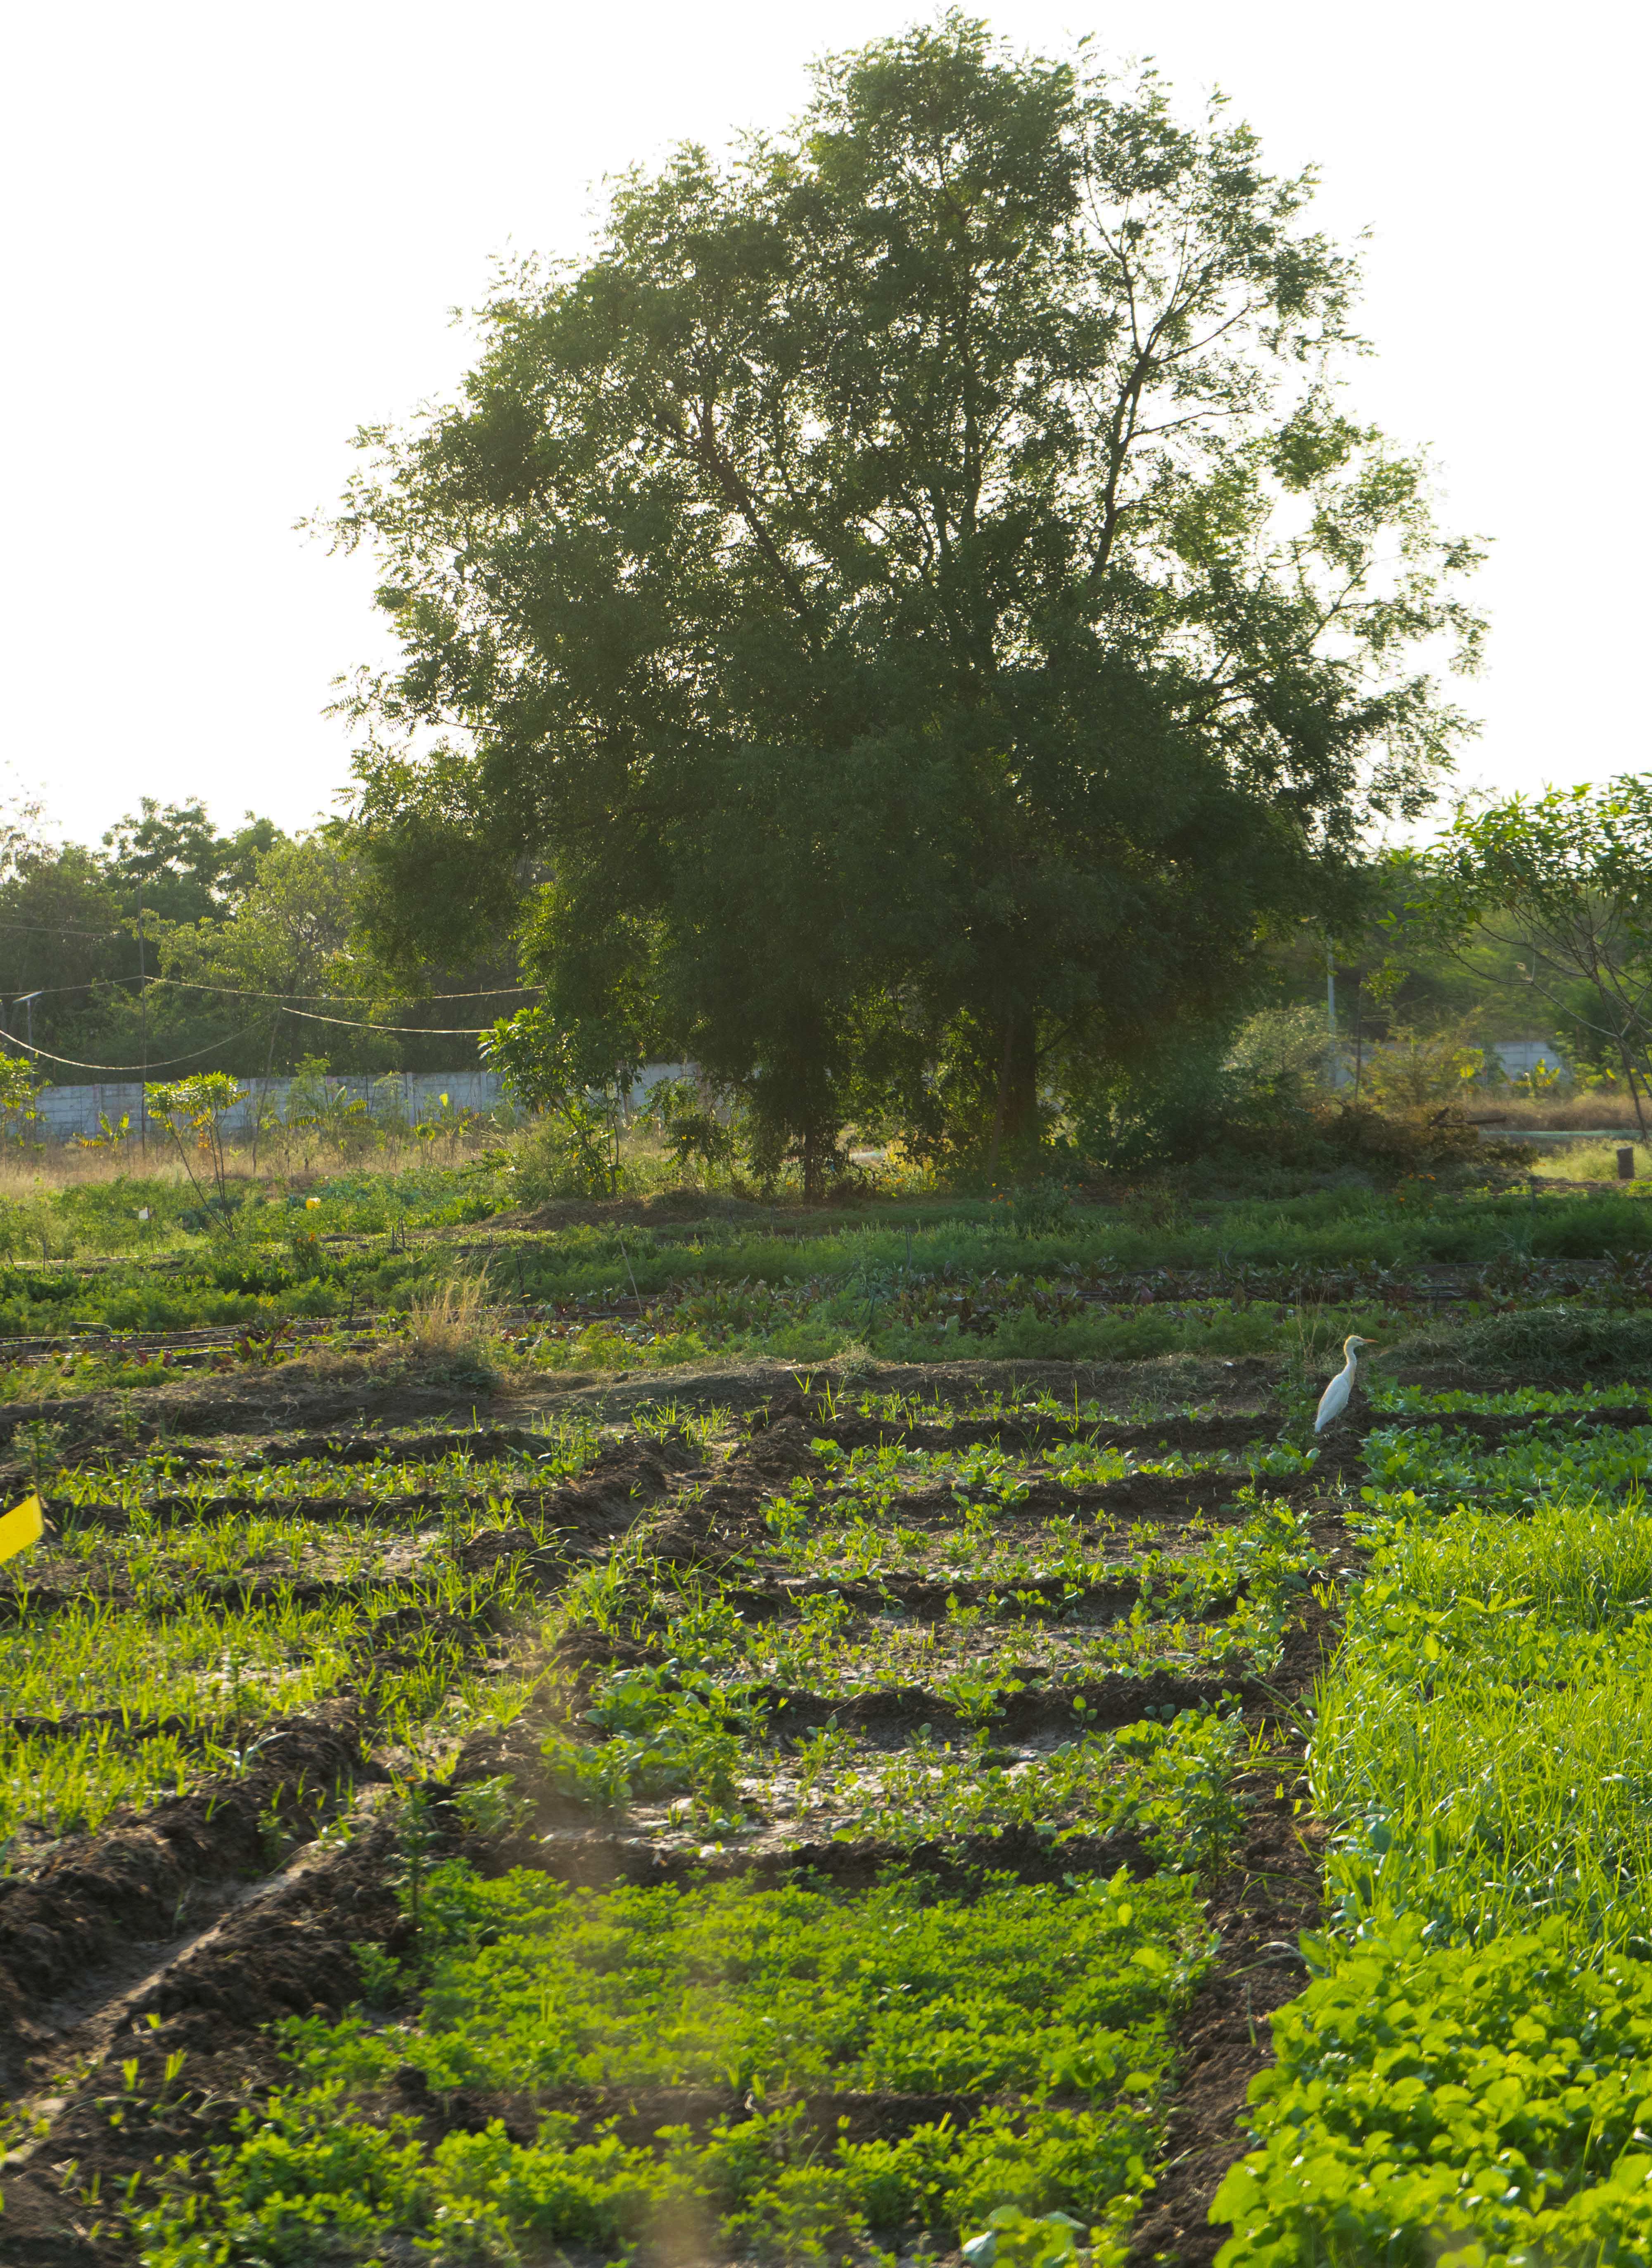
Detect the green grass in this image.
<box><xmin>1531</xmin><ymin>1138</ymin><xmax>1652</xmax><ymax>1181</ymax></box>
<box><xmin>0</xmin><ymin>1164</ymin><xmax>1648</xmax><ymax>1352</ymax></box>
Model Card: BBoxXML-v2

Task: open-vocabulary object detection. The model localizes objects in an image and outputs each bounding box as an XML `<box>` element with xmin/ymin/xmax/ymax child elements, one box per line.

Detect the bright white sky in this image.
<box><xmin>2</xmin><ymin>0</ymin><xmax>1643</xmax><ymax>848</ymax></box>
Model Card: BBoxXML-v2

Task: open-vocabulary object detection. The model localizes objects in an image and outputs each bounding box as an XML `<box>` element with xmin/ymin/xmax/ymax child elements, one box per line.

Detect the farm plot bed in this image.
<box><xmin>0</xmin><ymin>1365</ymin><xmax>1338</xmax><ymax>2268</ymax></box>
<box><xmin>1220</xmin><ymin>1385</ymin><xmax>1652</xmax><ymax>2266</ymax></box>
<box><xmin>12</xmin><ymin>1175</ymin><xmax>1652</xmax><ymax>1377</ymax></box>
<box><xmin>10</xmin><ymin>1333</ymin><xmax>1652</xmax><ymax>2268</ymax></box>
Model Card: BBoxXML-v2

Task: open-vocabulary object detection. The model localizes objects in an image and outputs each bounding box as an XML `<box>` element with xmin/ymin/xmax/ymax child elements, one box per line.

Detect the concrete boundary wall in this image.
<box><xmin>31</xmin><ymin>1071</ymin><xmax>507</xmax><ymax>1144</ymax></box>
<box><xmin>27</xmin><ymin>1062</ymin><xmax>692</xmax><ymax>1144</ymax></box>
<box><xmin>1329</xmin><ymin>1037</ymin><xmax>1573</xmax><ymax>1089</ymax></box>
<box><xmin>1491</xmin><ymin>1040</ymin><xmax>1573</xmax><ymax>1081</ymax></box>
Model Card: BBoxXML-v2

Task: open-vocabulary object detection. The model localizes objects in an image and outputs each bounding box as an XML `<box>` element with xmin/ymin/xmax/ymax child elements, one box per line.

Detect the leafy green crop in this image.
<box><xmin>139</xmin><ymin>1866</ymin><xmax>1202</xmax><ymax>2266</ymax></box>
<box><xmin>1221</xmin><ymin>1447</ymin><xmax>1652</xmax><ymax>2259</ymax></box>
<box><xmin>1218</xmin><ymin>1921</ymin><xmax>1652</xmax><ymax>2265</ymax></box>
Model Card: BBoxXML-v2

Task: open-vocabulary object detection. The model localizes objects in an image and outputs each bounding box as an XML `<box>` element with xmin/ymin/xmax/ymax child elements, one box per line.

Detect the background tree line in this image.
<box><xmin>12</xmin><ymin>764</ymin><xmax>1650</xmax><ymax>1184</ymax></box>
<box><xmin>0</xmin><ymin>794</ymin><xmax>525</xmax><ymax>1080</ymax></box>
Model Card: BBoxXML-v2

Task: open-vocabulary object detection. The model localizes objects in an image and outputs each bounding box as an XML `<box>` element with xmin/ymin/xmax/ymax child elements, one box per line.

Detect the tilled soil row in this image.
<box><xmin>0</xmin><ymin>1554</ymin><xmax>549</xmax><ymax>1626</ymax></box>
<box><xmin>1123</xmin><ymin>1576</ymin><xmax>1345</xmax><ymax>2267</ymax></box>
<box><xmin>707</xmin><ymin>1570</ymin><xmax>1244</xmax><ymax>1626</ymax></box>
<box><xmin>1</xmin><ymin>1390</ymin><xmax>1336</xmax><ymax>2266</ymax></box>
<box><xmin>0</xmin><ymin>1438</ymin><xmax>693</xmax><ymax>1632</ymax></box>
<box><xmin>0</xmin><ymin>1707</ymin><xmax>368</xmax><ymax>2092</ymax></box>
<box><xmin>489</xmin><ymin>1661</ymin><xmax>1274</xmax><ymax>1771</ymax></box>
<box><xmin>15</xmin><ymin>1481</ymin><xmax>593</xmax><ymax>1539</ymax></box>
<box><xmin>771</xmin><ymin>1398</ymin><xmax>1281</xmax><ymax>1457</ymax></box>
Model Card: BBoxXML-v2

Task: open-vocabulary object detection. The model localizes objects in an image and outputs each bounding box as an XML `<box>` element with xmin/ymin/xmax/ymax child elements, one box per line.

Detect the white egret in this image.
<box><xmin>1315</xmin><ymin>1335</ymin><xmax>1378</xmax><ymax>1434</ymax></box>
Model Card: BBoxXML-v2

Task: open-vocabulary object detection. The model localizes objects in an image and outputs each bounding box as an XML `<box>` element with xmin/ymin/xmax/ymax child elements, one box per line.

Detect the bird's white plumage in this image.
<box><xmin>1315</xmin><ymin>1335</ymin><xmax>1376</xmax><ymax>1433</ymax></box>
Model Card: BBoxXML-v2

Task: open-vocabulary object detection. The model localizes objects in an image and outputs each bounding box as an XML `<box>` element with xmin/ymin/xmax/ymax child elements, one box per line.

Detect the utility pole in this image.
<box><xmin>14</xmin><ymin>992</ymin><xmax>40</xmax><ymax>1050</ymax></box>
<box><xmin>1326</xmin><ymin>941</ymin><xmax>1341</xmax><ymax>1088</ymax></box>
<box><xmin>137</xmin><ymin>889</ymin><xmax>147</xmax><ymax>1158</ymax></box>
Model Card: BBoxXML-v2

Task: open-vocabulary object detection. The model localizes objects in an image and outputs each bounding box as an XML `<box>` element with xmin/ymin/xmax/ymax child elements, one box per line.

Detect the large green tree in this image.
<box><xmin>335</xmin><ymin>15</ymin><xmax>1481</xmax><ymax>1187</ymax></box>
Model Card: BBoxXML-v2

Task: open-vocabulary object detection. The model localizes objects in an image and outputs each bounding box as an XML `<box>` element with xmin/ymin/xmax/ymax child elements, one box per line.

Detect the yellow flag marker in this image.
<box><xmin>0</xmin><ymin>1495</ymin><xmax>43</xmax><ymax>1564</ymax></box>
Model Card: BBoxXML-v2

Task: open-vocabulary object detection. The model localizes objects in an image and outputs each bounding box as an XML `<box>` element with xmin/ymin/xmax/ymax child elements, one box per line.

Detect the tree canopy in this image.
<box><xmin>1387</xmin><ymin>780</ymin><xmax>1652</xmax><ymax>1134</ymax></box>
<box><xmin>0</xmin><ymin>799</ymin><xmax>519</xmax><ymax>1079</ymax></box>
<box><xmin>335</xmin><ymin>13</ymin><xmax>1482</xmax><ymax>1186</ymax></box>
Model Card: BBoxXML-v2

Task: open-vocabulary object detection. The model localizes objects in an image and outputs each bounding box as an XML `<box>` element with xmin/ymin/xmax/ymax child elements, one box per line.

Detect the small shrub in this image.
<box><xmin>508</xmin><ymin>1117</ymin><xmax>624</xmax><ymax>1204</ymax></box>
<box><xmin>1006</xmin><ymin>1179</ymin><xmax>1074</xmax><ymax>1238</ymax></box>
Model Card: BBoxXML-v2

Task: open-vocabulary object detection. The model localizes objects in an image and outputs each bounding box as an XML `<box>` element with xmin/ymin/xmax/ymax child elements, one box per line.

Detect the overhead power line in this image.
<box><xmin>0</xmin><ymin>1024</ymin><xmax>275</xmax><ymax>1075</ymax></box>
<box><xmin>275</xmin><ymin>1006</ymin><xmax>500</xmax><ymax>1036</ymax></box>
<box><xmin>0</xmin><ymin>1003</ymin><xmax>506</xmax><ymax>1075</ymax></box>
<box><xmin>0</xmin><ymin>962</ymin><xmax>539</xmax><ymax>1006</ymax></box>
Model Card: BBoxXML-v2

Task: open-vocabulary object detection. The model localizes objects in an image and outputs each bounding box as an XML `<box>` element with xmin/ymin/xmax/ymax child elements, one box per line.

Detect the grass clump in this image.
<box><xmin>397</xmin><ymin>1269</ymin><xmax>499</xmax><ymax>1383</ymax></box>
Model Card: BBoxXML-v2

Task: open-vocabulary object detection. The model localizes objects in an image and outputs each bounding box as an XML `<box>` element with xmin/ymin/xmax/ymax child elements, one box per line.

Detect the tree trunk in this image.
<box><xmin>1625</xmin><ymin>1052</ymin><xmax>1650</xmax><ymax>1141</ymax></box>
<box><xmin>986</xmin><ymin>1020</ymin><xmax>1039</xmax><ymax>1179</ymax></box>
<box><xmin>986</xmin><ymin>1025</ymin><xmax>1014</xmax><ymax>1184</ymax></box>
<box><xmin>802</xmin><ymin>1125</ymin><xmax>824</xmax><ymax>1204</ymax></box>
<box><xmin>1000</xmin><ymin>1020</ymin><xmax>1039</xmax><ymax>1155</ymax></box>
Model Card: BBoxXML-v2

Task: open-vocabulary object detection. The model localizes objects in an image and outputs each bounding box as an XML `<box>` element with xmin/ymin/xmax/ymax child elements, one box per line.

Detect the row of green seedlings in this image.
<box><xmin>800</xmin><ymin>1426</ymin><xmax>1314</xmax><ymax>1531</ymax></box>
<box><xmin>0</xmin><ymin>1404</ymin><xmax>1307</xmax><ymax>1849</ymax></box>
<box><xmin>0</xmin><ymin>1567</ymin><xmax>532</xmax><ymax>1856</ymax></box>
<box><xmin>26</xmin><ymin>1431</ymin><xmax>610</xmax><ymax>1548</ymax></box>
<box><xmin>848</xmin><ymin>1379</ymin><xmax>1647</xmax><ymax>1431</ymax></box>
<box><xmin>522</xmin><ymin>1443</ymin><xmax>1324</xmax><ymax>1857</ymax></box>
<box><xmin>540</xmin><ymin>1653</ymin><xmax>1261</xmax><ymax>1869</ymax></box>
<box><xmin>106</xmin><ymin>1398</ymin><xmax>1330</xmax><ymax>2265</ymax></box>
<box><xmin>0</xmin><ymin>1434</ymin><xmax>634</xmax><ymax>1856</ymax></box>
<box><xmin>617</xmin><ymin>1437</ymin><xmax>1322</xmax><ymax>1722</ymax></box>
<box><xmin>1220</xmin><ymin>1386</ymin><xmax>1652</xmax><ymax>2262</ymax></box>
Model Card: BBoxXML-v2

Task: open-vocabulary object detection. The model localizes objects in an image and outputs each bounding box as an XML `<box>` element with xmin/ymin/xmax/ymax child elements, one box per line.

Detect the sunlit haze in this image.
<box><xmin>4</xmin><ymin>0</ymin><xmax>1641</xmax><ymax>844</ymax></box>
